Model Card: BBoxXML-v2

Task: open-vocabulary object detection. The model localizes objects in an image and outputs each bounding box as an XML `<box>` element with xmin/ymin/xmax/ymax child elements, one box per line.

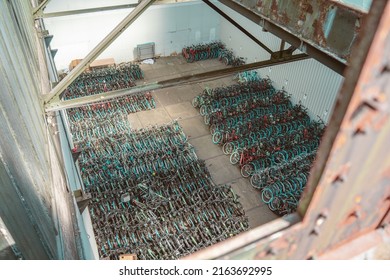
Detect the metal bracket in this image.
<box><xmin>271</xmin><ymin>48</ymin><xmax>295</xmax><ymax>60</ymax></box>
<box><xmin>73</xmin><ymin>190</ymin><xmax>91</xmax><ymax>213</ymax></box>
<box><xmin>71</xmin><ymin>147</ymin><xmax>82</xmax><ymax>162</ymax></box>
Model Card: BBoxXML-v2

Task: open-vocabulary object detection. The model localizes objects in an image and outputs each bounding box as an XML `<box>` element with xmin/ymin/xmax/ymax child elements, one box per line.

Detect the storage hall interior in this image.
<box><xmin>3</xmin><ymin>0</ymin><xmax>389</xmax><ymax>260</ymax></box>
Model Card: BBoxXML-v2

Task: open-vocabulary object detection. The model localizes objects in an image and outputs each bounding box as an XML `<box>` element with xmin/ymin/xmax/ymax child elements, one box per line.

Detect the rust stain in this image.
<box><xmin>354</xmin><ymin>107</ymin><xmax>378</xmax><ymax>134</ymax></box>
<box><xmin>270</xmin><ymin>0</ymin><xmax>278</xmax><ymax>19</ymax></box>
<box><xmin>382</xmin><ymin>166</ymin><xmax>390</xmax><ymax>178</ymax></box>
<box><xmin>331</xmin><ymin>163</ymin><xmax>351</xmax><ymax>184</ymax></box>
<box><xmin>312</xmin><ymin>19</ymin><xmax>326</xmax><ymax>46</ymax></box>
<box><xmin>299</xmin><ymin>0</ymin><xmax>313</xmax><ymax>21</ymax></box>
<box><xmin>280</xmin><ymin>11</ymin><xmax>290</xmax><ymax>25</ymax></box>
<box><xmin>340</xmin><ymin>206</ymin><xmax>365</xmax><ymax>228</ymax></box>
<box><xmin>333</xmin><ymin>132</ymin><xmax>347</xmax><ymax>150</ymax></box>
<box><xmin>355</xmin><ymin>195</ymin><xmax>362</xmax><ymax>204</ymax></box>
<box><xmin>312</xmin><ymin>1</ymin><xmax>329</xmax><ymax>46</ymax></box>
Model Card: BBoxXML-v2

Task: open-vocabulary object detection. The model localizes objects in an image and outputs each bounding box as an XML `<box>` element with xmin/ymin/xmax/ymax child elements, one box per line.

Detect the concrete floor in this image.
<box><xmin>129</xmin><ymin>56</ymin><xmax>278</xmax><ymax>229</ymax></box>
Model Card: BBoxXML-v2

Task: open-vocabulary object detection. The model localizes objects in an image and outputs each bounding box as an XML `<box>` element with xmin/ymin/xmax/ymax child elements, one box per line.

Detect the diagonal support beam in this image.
<box><xmin>45</xmin><ymin>53</ymin><xmax>308</xmax><ymax>112</ymax></box>
<box><xmin>202</xmin><ymin>0</ymin><xmax>274</xmax><ymax>55</ymax></box>
<box><xmin>44</xmin><ymin>0</ymin><xmax>156</xmax><ymax>106</ymax></box>
<box><xmin>32</xmin><ymin>0</ymin><xmax>51</xmax><ymax>17</ymax></box>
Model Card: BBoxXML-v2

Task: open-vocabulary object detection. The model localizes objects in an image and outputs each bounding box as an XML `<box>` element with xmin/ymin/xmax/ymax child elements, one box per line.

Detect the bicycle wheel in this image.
<box><xmin>222</xmin><ymin>142</ymin><xmax>235</xmax><ymax>155</ymax></box>
<box><xmin>212</xmin><ymin>132</ymin><xmax>222</xmax><ymax>144</ymax></box>
<box><xmin>261</xmin><ymin>188</ymin><xmax>274</xmax><ymax>204</ymax></box>
<box><xmin>204</xmin><ymin>114</ymin><xmax>210</xmax><ymax>125</ymax></box>
<box><xmin>268</xmin><ymin>196</ymin><xmax>281</xmax><ymax>211</ymax></box>
<box><xmin>209</xmin><ymin>123</ymin><xmax>218</xmax><ymax>135</ymax></box>
<box><xmin>230</xmin><ymin>151</ymin><xmax>240</xmax><ymax>165</ymax></box>
<box><xmin>191</xmin><ymin>96</ymin><xmax>199</xmax><ymax>108</ymax></box>
<box><xmin>241</xmin><ymin>164</ymin><xmax>253</xmax><ymax>178</ymax></box>
<box><xmin>250</xmin><ymin>173</ymin><xmax>262</xmax><ymax>189</ymax></box>
<box><xmin>200</xmin><ymin>104</ymin><xmax>211</xmax><ymax>116</ymax></box>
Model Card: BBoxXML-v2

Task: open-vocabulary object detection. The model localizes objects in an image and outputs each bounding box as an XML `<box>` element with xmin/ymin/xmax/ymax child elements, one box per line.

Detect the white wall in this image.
<box><xmin>215</xmin><ymin>2</ymin><xmax>344</xmax><ymax>123</ymax></box>
<box><xmin>44</xmin><ymin>1</ymin><xmax>221</xmax><ymax>70</ymax></box>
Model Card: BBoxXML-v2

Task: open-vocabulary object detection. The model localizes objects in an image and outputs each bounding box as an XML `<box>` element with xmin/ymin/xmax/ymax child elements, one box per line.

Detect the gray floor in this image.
<box><xmin>129</xmin><ymin>56</ymin><xmax>278</xmax><ymax>229</ymax></box>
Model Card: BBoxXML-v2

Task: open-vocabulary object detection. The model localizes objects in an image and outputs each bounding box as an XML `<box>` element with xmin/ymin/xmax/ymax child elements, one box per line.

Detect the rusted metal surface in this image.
<box><xmin>318</xmin><ymin>226</ymin><xmax>390</xmax><ymax>260</ymax></box>
<box><xmin>218</xmin><ymin>0</ymin><xmax>363</xmax><ymax>75</ymax></box>
<box><xmin>243</xmin><ymin>0</ymin><xmax>364</xmax><ymax>61</ymax></box>
<box><xmin>187</xmin><ymin>0</ymin><xmax>390</xmax><ymax>260</ymax></box>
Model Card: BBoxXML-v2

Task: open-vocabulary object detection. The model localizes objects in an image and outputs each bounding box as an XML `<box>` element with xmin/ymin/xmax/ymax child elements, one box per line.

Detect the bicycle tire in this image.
<box><xmin>250</xmin><ymin>173</ymin><xmax>262</xmax><ymax>189</ymax></box>
<box><xmin>261</xmin><ymin>188</ymin><xmax>274</xmax><ymax>204</ymax></box>
<box><xmin>222</xmin><ymin>142</ymin><xmax>235</xmax><ymax>155</ymax></box>
<box><xmin>204</xmin><ymin>114</ymin><xmax>210</xmax><ymax>125</ymax></box>
<box><xmin>212</xmin><ymin>132</ymin><xmax>222</xmax><ymax>144</ymax></box>
<box><xmin>229</xmin><ymin>151</ymin><xmax>240</xmax><ymax>165</ymax></box>
<box><xmin>241</xmin><ymin>164</ymin><xmax>253</xmax><ymax>178</ymax></box>
<box><xmin>200</xmin><ymin>104</ymin><xmax>212</xmax><ymax>116</ymax></box>
<box><xmin>191</xmin><ymin>97</ymin><xmax>199</xmax><ymax>108</ymax></box>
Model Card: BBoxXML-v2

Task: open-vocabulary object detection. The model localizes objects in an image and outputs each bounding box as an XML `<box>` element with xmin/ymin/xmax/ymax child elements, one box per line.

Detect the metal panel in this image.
<box><xmin>136</xmin><ymin>42</ymin><xmax>155</xmax><ymax>60</ymax></box>
<box><xmin>237</xmin><ymin>0</ymin><xmax>364</xmax><ymax>61</ymax></box>
<box><xmin>260</xmin><ymin>58</ymin><xmax>344</xmax><ymax>123</ymax></box>
<box><xmin>218</xmin><ymin>0</ymin><xmax>356</xmax><ymax>75</ymax></box>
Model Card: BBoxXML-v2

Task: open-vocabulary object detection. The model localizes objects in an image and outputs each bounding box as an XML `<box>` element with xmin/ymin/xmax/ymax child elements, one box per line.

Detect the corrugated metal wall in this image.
<box><xmin>215</xmin><ymin>2</ymin><xmax>344</xmax><ymax>123</ymax></box>
<box><xmin>0</xmin><ymin>0</ymin><xmax>79</xmax><ymax>259</ymax></box>
<box><xmin>257</xmin><ymin>58</ymin><xmax>343</xmax><ymax>122</ymax></box>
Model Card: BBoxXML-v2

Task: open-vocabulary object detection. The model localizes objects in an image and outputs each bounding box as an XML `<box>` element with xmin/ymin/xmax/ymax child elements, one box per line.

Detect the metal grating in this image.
<box><xmin>135</xmin><ymin>42</ymin><xmax>155</xmax><ymax>60</ymax></box>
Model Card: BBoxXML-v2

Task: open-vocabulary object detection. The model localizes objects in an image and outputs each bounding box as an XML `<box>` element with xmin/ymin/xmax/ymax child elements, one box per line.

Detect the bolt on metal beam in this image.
<box><xmin>43</xmin><ymin>0</ymin><xmax>156</xmax><ymax>107</ymax></box>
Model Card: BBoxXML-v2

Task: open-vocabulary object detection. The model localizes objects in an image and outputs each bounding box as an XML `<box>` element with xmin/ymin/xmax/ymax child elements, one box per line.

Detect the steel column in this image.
<box><xmin>44</xmin><ymin>0</ymin><xmax>156</xmax><ymax>106</ymax></box>
<box><xmin>45</xmin><ymin>53</ymin><xmax>309</xmax><ymax>111</ymax></box>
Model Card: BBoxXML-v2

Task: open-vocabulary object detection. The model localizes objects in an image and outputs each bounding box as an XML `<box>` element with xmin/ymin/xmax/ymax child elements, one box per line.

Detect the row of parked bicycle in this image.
<box><xmin>80</xmin><ymin>121</ymin><xmax>249</xmax><ymax>260</ymax></box>
<box><xmin>192</xmin><ymin>77</ymin><xmax>325</xmax><ymax>215</ymax></box>
<box><xmin>182</xmin><ymin>41</ymin><xmax>245</xmax><ymax>66</ymax></box>
<box><xmin>63</xmin><ymin>64</ymin><xmax>249</xmax><ymax>259</ymax></box>
<box><xmin>67</xmin><ymin>92</ymin><xmax>155</xmax><ymax>147</ymax></box>
<box><xmin>61</xmin><ymin>62</ymin><xmax>144</xmax><ymax>100</ymax></box>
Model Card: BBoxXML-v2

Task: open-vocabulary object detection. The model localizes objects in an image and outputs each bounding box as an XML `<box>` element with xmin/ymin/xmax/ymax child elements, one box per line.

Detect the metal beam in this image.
<box><xmin>202</xmin><ymin>0</ymin><xmax>274</xmax><ymax>55</ymax></box>
<box><xmin>218</xmin><ymin>0</ymin><xmax>359</xmax><ymax>76</ymax></box>
<box><xmin>44</xmin><ymin>0</ymin><xmax>156</xmax><ymax>106</ymax></box>
<box><xmin>45</xmin><ymin>53</ymin><xmax>309</xmax><ymax>111</ymax></box>
<box><xmin>42</xmin><ymin>4</ymin><xmax>138</xmax><ymax>18</ymax></box>
<box><xmin>32</xmin><ymin>0</ymin><xmax>51</xmax><ymax>17</ymax></box>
